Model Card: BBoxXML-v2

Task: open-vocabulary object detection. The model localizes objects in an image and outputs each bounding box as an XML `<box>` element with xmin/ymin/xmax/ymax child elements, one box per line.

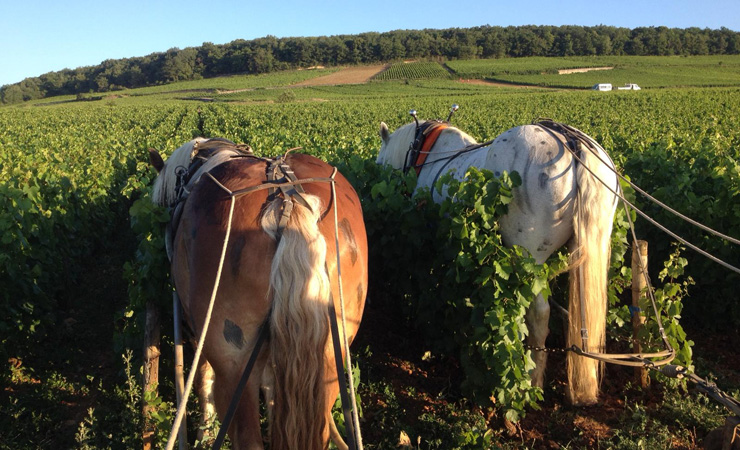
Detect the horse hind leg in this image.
<box><xmin>213</xmin><ymin>372</ymin><xmax>264</xmax><ymax>450</ymax></box>
<box><xmin>196</xmin><ymin>359</ymin><xmax>217</xmax><ymax>444</ymax></box>
<box><xmin>525</xmin><ymin>292</ymin><xmax>550</xmax><ymax>388</ymax></box>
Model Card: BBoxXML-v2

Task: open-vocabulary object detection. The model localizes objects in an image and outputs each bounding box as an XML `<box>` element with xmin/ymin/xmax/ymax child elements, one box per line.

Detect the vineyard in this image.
<box><xmin>373</xmin><ymin>61</ymin><xmax>452</xmax><ymax>81</ymax></box>
<box><xmin>1</xmin><ymin>61</ymin><xmax>740</xmax><ymax>449</ymax></box>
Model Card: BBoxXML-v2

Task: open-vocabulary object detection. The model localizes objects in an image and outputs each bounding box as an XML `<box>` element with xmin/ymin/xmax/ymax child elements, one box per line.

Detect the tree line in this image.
<box><xmin>3</xmin><ymin>25</ymin><xmax>739</xmax><ymax>104</ymax></box>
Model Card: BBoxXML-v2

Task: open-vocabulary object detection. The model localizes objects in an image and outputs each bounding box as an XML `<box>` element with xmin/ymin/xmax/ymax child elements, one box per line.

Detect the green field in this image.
<box><xmin>2</xmin><ymin>57</ymin><xmax>740</xmax><ymax>449</ymax></box>
<box><xmin>446</xmin><ymin>54</ymin><xmax>740</xmax><ymax>88</ymax></box>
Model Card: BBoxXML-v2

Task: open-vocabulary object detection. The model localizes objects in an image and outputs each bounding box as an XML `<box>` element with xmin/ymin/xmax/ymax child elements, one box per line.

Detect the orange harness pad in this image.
<box><xmin>413</xmin><ymin>124</ymin><xmax>448</xmax><ymax>176</ymax></box>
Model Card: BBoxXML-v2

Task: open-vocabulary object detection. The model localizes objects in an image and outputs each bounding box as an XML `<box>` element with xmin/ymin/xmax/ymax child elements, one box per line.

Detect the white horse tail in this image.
<box><xmin>566</xmin><ymin>137</ymin><xmax>617</xmax><ymax>406</ymax></box>
<box><xmin>261</xmin><ymin>194</ymin><xmax>330</xmax><ymax>449</ymax></box>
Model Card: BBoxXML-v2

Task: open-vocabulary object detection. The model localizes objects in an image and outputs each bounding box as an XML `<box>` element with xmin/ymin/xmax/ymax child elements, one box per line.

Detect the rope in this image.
<box><xmin>573</xmin><ymin>136</ymin><xmax>740</xmax><ymax>247</ymax></box>
<box><xmin>558</xmin><ymin>124</ymin><xmax>675</xmax><ymax>365</ymax></box>
<box><xmin>330</xmin><ymin>168</ymin><xmax>364</xmax><ymax>450</ymax></box>
<box><xmin>657</xmin><ymin>365</ymin><xmax>740</xmax><ymax>417</ymax></box>
<box><xmin>165</xmin><ymin>192</ymin><xmax>236</xmax><ymax>450</ymax></box>
<box><xmin>564</xmin><ymin>144</ymin><xmax>740</xmax><ymax>275</ymax></box>
<box><xmin>524</xmin><ymin>122</ymin><xmax>678</xmax><ymax>367</ymax></box>
<box><xmin>164</xmin><ymin>161</ymin><xmax>363</xmax><ymax>450</ymax></box>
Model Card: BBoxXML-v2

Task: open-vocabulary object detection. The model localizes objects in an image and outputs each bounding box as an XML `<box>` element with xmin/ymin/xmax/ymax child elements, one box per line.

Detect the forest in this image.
<box><xmin>2</xmin><ymin>24</ymin><xmax>740</xmax><ymax>104</ymax></box>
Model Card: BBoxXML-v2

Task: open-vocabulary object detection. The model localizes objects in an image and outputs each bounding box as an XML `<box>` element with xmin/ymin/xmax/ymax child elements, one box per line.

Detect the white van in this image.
<box><xmin>592</xmin><ymin>83</ymin><xmax>612</xmax><ymax>91</ymax></box>
<box><xmin>617</xmin><ymin>83</ymin><xmax>641</xmax><ymax>90</ymax></box>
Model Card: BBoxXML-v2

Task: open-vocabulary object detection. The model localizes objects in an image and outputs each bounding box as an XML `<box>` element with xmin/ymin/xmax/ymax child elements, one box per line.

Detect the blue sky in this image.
<box><xmin>1</xmin><ymin>0</ymin><xmax>739</xmax><ymax>87</ymax></box>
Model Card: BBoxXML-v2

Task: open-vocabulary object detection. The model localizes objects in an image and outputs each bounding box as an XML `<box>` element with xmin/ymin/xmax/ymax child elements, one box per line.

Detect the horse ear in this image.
<box><xmin>149</xmin><ymin>148</ymin><xmax>165</xmax><ymax>173</ymax></box>
<box><xmin>379</xmin><ymin>122</ymin><xmax>390</xmax><ymax>144</ymax></box>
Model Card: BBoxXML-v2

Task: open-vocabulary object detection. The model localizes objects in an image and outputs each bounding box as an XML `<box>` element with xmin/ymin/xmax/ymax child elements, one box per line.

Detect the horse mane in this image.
<box><xmin>151</xmin><ymin>138</ymin><xmax>206</xmax><ymax>207</ymax></box>
<box><xmin>376</xmin><ymin>122</ymin><xmax>416</xmax><ymax>169</ymax></box>
<box><xmin>151</xmin><ymin>137</ymin><xmax>241</xmax><ymax>207</ymax></box>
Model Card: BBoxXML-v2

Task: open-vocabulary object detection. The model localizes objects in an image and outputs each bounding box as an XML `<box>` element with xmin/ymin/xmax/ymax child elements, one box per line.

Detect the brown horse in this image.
<box><xmin>150</xmin><ymin>138</ymin><xmax>368</xmax><ymax>450</ymax></box>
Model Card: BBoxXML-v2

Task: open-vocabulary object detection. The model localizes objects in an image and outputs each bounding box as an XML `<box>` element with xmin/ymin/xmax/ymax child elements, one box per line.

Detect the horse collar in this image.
<box><xmin>405</xmin><ymin>120</ymin><xmax>449</xmax><ymax>176</ymax></box>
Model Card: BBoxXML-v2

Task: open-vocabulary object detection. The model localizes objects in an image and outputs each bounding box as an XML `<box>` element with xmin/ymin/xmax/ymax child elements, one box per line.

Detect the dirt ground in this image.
<box><xmin>558</xmin><ymin>66</ymin><xmax>614</xmax><ymax>74</ymax></box>
<box><xmin>292</xmin><ymin>64</ymin><xmax>389</xmax><ymax>86</ymax></box>
<box><xmin>457</xmin><ymin>78</ymin><xmax>550</xmax><ymax>89</ymax></box>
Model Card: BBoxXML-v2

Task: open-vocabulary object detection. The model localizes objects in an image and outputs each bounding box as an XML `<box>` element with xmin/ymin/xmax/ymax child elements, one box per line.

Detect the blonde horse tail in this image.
<box><xmin>261</xmin><ymin>194</ymin><xmax>330</xmax><ymax>449</ymax></box>
<box><xmin>567</xmin><ymin>141</ymin><xmax>616</xmax><ymax>406</ymax></box>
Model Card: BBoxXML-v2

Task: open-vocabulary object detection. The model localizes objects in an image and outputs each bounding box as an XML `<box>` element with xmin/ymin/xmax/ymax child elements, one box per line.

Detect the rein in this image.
<box><xmin>163</xmin><ymin>142</ymin><xmax>362</xmax><ymax>450</ymax></box>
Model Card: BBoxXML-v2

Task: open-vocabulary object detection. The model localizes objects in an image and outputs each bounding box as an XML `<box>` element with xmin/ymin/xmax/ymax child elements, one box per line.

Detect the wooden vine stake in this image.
<box><xmin>173</xmin><ymin>293</ymin><xmax>188</xmax><ymax>450</ymax></box>
<box><xmin>143</xmin><ymin>300</ymin><xmax>161</xmax><ymax>450</ymax></box>
<box><xmin>631</xmin><ymin>240</ymin><xmax>649</xmax><ymax>388</ymax></box>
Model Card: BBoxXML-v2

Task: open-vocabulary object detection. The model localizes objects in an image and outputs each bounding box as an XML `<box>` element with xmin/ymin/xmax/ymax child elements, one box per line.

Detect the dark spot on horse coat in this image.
<box><xmin>539</xmin><ymin>172</ymin><xmax>548</xmax><ymax>189</ymax></box>
<box><xmin>230</xmin><ymin>235</ymin><xmax>246</xmax><ymax>278</ymax></box>
<box><xmin>537</xmin><ymin>239</ymin><xmax>553</xmax><ymax>252</ymax></box>
<box><xmin>339</xmin><ymin>218</ymin><xmax>358</xmax><ymax>265</ymax></box>
<box><xmin>357</xmin><ymin>283</ymin><xmax>364</xmax><ymax>304</ymax></box>
<box><xmin>223</xmin><ymin>319</ymin><xmax>245</xmax><ymax>349</ymax></box>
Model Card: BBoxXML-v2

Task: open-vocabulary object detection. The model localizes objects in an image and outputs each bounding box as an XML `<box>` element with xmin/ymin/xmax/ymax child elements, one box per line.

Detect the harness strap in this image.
<box><xmin>529</xmin><ymin>119</ymin><xmax>677</xmax><ymax>368</ymax></box>
<box><xmin>328</xmin><ymin>299</ymin><xmax>359</xmax><ymax>450</ymax></box>
<box><xmin>212</xmin><ymin>315</ymin><xmax>271</xmax><ymax>450</ymax></box>
<box><xmin>165</xmin><ymin>141</ymin><xmax>362</xmax><ymax>450</ymax></box>
<box><xmin>266</xmin><ymin>153</ymin><xmax>313</xmax><ymax>237</ymax></box>
<box><xmin>404</xmin><ymin>120</ymin><xmax>448</xmax><ymax>175</ymax></box>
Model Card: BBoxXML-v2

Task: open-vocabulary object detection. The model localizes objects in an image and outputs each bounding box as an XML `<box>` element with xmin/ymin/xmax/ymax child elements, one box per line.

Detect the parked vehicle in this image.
<box><xmin>618</xmin><ymin>83</ymin><xmax>642</xmax><ymax>90</ymax></box>
<box><xmin>592</xmin><ymin>83</ymin><xmax>612</xmax><ymax>91</ymax></box>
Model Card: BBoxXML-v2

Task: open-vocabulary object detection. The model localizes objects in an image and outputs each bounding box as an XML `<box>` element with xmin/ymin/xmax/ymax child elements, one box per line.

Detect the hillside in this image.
<box><xmin>2</xmin><ymin>24</ymin><xmax>740</xmax><ymax>104</ymax></box>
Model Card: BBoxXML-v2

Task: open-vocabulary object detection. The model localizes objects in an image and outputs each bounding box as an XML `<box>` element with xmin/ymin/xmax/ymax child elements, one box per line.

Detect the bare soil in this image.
<box><xmin>355</xmin><ymin>291</ymin><xmax>740</xmax><ymax>449</ymax></box>
<box><xmin>457</xmin><ymin>78</ymin><xmax>552</xmax><ymax>89</ymax></box>
<box><xmin>292</xmin><ymin>64</ymin><xmax>389</xmax><ymax>86</ymax></box>
<box><xmin>558</xmin><ymin>66</ymin><xmax>614</xmax><ymax>74</ymax></box>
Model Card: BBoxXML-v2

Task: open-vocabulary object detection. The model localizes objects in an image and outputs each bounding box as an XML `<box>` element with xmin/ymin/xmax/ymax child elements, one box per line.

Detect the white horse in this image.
<box><xmin>377</xmin><ymin>118</ymin><xmax>619</xmax><ymax>406</ymax></box>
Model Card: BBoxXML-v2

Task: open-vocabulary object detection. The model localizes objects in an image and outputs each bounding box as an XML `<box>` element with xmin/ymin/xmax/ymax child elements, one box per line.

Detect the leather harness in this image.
<box><xmin>163</xmin><ymin>138</ymin><xmax>360</xmax><ymax>450</ymax></box>
<box><xmin>404</xmin><ymin>120</ymin><xmax>449</xmax><ymax>176</ymax></box>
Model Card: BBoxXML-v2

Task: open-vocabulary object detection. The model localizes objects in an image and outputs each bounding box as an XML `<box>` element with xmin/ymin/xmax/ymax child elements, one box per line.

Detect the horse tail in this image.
<box><xmin>566</xmin><ymin>137</ymin><xmax>617</xmax><ymax>406</ymax></box>
<box><xmin>261</xmin><ymin>194</ymin><xmax>330</xmax><ymax>449</ymax></box>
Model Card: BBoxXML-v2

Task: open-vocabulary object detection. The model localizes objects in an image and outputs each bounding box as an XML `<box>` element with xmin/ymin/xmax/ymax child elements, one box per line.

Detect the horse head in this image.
<box><xmin>376</xmin><ymin>121</ymin><xmax>417</xmax><ymax>170</ymax></box>
<box><xmin>149</xmin><ymin>138</ymin><xmax>207</xmax><ymax>207</ymax></box>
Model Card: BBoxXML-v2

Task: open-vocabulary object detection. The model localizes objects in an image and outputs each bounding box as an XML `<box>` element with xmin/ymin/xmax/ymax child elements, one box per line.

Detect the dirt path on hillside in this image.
<box><xmin>558</xmin><ymin>66</ymin><xmax>614</xmax><ymax>74</ymax></box>
<box><xmin>457</xmin><ymin>79</ymin><xmax>555</xmax><ymax>89</ymax></box>
<box><xmin>292</xmin><ymin>64</ymin><xmax>389</xmax><ymax>86</ymax></box>
<box><xmin>457</xmin><ymin>66</ymin><xmax>614</xmax><ymax>89</ymax></box>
